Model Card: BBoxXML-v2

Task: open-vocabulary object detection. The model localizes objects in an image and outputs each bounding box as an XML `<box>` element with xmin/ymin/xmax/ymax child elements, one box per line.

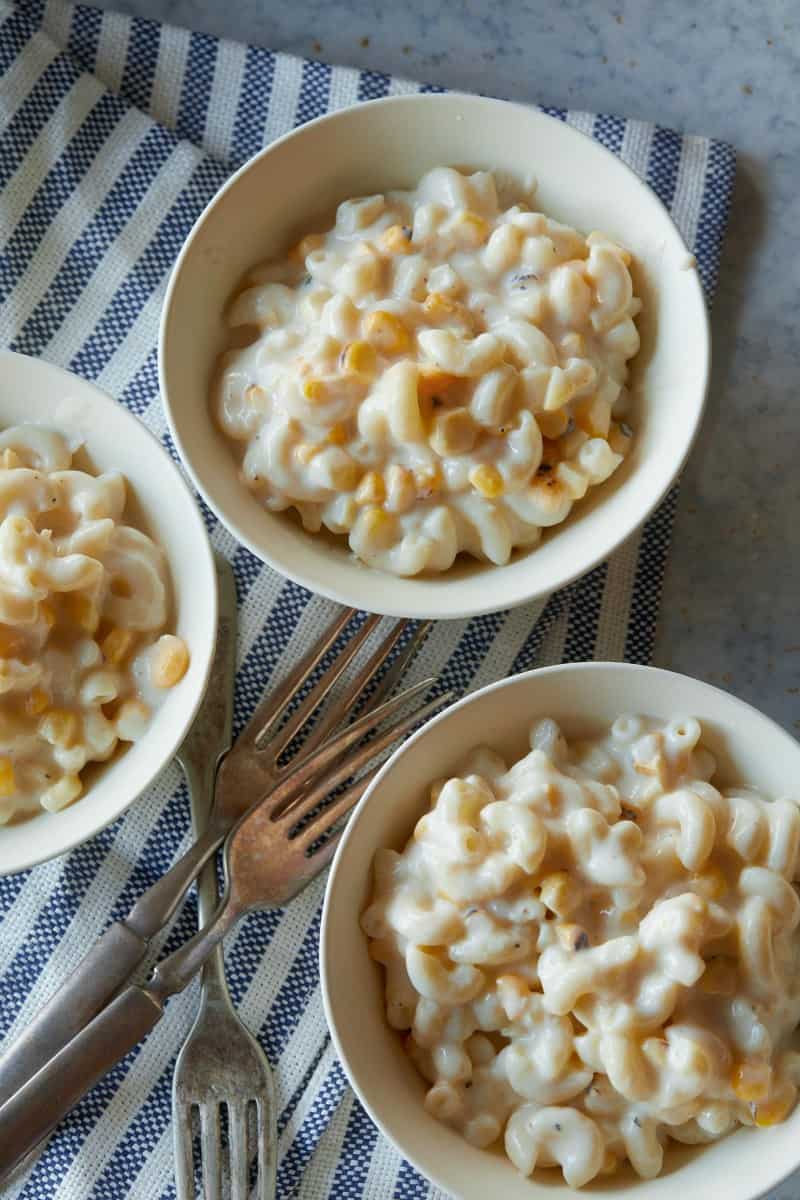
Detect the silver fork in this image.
<box><xmin>0</xmin><ymin>604</ymin><xmax>445</xmax><ymax>1187</ymax></box>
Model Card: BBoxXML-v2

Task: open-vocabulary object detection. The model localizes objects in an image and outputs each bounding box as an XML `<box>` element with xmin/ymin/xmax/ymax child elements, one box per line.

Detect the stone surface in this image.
<box><xmin>93</xmin><ymin>0</ymin><xmax>800</xmax><ymax>734</ymax></box>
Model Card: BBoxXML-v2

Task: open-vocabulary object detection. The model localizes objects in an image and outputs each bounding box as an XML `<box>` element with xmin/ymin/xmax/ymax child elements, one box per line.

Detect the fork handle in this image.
<box><xmin>0</xmin><ymin>921</ymin><xmax>146</xmax><ymax>1109</ymax></box>
<box><xmin>0</xmin><ymin>986</ymin><xmax>164</xmax><ymax>1184</ymax></box>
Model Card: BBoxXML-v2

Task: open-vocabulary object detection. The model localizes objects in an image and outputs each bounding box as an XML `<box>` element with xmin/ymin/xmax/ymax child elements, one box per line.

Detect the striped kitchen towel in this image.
<box><xmin>0</xmin><ymin>1</ymin><xmax>736</xmax><ymax>1197</ymax></box>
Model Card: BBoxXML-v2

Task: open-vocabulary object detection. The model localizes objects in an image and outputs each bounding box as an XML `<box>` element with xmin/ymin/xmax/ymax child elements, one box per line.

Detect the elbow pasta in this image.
<box><xmin>362</xmin><ymin>715</ymin><xmax>800</xmax><ymax>1185</ymax></box>
<box><xmin>0</xmin><ymin>426</ymin><xmax>190</xmax><ymax>823</ymax></box>
<box><xmin>214</xmin><ymin>167</ymin><xmax>640</xmax><ymax>576</ymax></box>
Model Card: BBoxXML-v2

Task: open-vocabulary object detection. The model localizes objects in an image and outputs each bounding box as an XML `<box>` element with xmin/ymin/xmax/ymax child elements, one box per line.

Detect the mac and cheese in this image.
<box><xmin>0</xmin><ymin>426</ymin><xmax>189</xmax><ymax>823</ymax></box>
<box><xmin>215</xmin><ymin>167</ymin><xmax>640</xmax><ymax>576</ymax></box>
<box><xmin>363</xmin><ymin>716</ymin><xmax>800</xmax><ymax>1185</ymax></box>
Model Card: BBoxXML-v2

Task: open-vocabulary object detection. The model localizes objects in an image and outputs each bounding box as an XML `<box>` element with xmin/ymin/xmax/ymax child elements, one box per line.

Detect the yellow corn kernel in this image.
<box><xmin>429</xmin><ymin>408</ymin><xmax>478</xmax><ymax>457</ymax></box>
<box><xmin>423</xmin><ymin>291</ymin><xmax>460</xmax><ymax>321</ymax></box>
<box><xmin>417</xmin><ymin>369</ymin><xmax>460</xmax><ymax>405</ymax></box>
<box><xmin>379</xmin><ymin>224</ymin><xmax>414</xmax><ymax>254</ymax></box>
<box><xmin>732</xmin><ymin>1061</ymin><xmax>772</xmax><ymax>1103</ymax></box>
<box><xmin>538</xmin><ymin>871</ymin><xmax>580</xmax><ymax>917</ymax></box>
<box><xmin>326</xmin><ymin>423</ymin><xmax>349</xmax><ymax>445</ymax></box>
<box><xmin>359</xmin><ymin>506</ymin><xmax>393</xmax><ymax>542</ymax></box>
<box><xmin>557</xmin><ymin>923</ymin><xmax>590</xmax><ymax>952</ymax></box>
<box><xmin>302</xmin><ymin>379</ymin><xmax>326</xmax><ymax>403</ymax></box>
<box><xmin>151</xmin><ymin>635</ymin><xmax>190</xmax><ymax>689</ymax></box>
<box><xmin>25</xmin><ymin>687</ymin><xmax>49</xmax><ymax>718</ymax></box>
<box><xmin>362</xmin><ymin>310</ymin><xmax>411</xmax><ymax>356</ymax></box>
<box><xmin>0</xmin><ymin>757</ymin><xmax>15</xmax><ymax>798</ymax></box>
<box><xmin>536</xmin><ymin>409</ymin><xmax>570</xmax><ymax>440</ymax></box>
<box><xmin>469</xmin><ymin>463</ymin><xmax>503</xmax><ymax>498</ymax></box>
<box><xmin>574</xmin><ymin>394</ymin><xmax>612</xmax><ymax>439</ymax></box>
<box><xmin>0</xmin><ymin>625</ymin><xmax>25</xmax><ymax>658</ymax></box>
<box><xmin>385</xmin><ymin>464</ymin><xmax>417</xmax><ymax>513</ymax></box>
<box><xmin>700</xmin><ymin>958</ymin><xmax>737</xmax><ymax>996</ymax></box>
<box><xmin>452</xmin><ymin>211</ymin><xmax>490</xmax><ymax>247</ymax></box>
<box><xmin>340</xmin><ymin>340</ymin><xmax>377</xmax><ymax>377</ymax></box>
<box><xmin>329</xmin><ymin>460</ymin><xmax>362</xmax><ymax>491</ymax></box>
<box><xmin>289</xmin><ymin>232</ymin><xmax>324</xmax><ymax>260</ymax></box>
<box><xmin>295</xmin><ymin>443</ymin><xmax>322</xmax><ymax>466</ymax></box>
<box><xmin>414</xmin><ymin>463</ymin><xmax>443</xmax><ymax>498</ymax></box>
<box><xmin>692</xmin><ymin>865</ymin><xmax>728</xmax><ymax>899</ymax></box>
<box><xmin>355</xmin><ymin>470</ymin><xmax>386</xmax><ymax>506</ymax></box>
<box><xmin>41</xmin><ymin>773</ymin><xmax>83</xmax><ymax>813</ymax></box>
<box><xmin>102</xmin><ymin>628</ymin><xmax>134</xmax><ymax>666</ymax></box>
<box><xmin>1</xmin><ymin>448</ymin><xmax>21</xmax><ymax>469</ymax></box>
<box><xmin>39</xmin><ymin>708</ymin><xmax>78</xmax><ymax>748</ymax></box>
<box><xmin>754</xmin><ymin>1084</ymin><xmax>797</xmax><ymax>1127</ymax></box>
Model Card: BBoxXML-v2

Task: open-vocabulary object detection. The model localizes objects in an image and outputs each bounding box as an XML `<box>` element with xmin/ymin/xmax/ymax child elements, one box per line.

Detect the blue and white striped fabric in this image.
<box><xmin>0</xmin><ymin>2</ymin><xmax>736</xmax><ymax>1196</ymax></box>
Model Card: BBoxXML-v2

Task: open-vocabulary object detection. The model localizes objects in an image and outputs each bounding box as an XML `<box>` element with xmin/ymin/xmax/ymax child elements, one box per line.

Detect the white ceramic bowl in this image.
<box><xmin>160</xmin><ymin>93</ymin><xmax>709</xmax><ymax>620</ymax></box>
<box><xmin>321</xmin><ymin>663</ymin><xmax>800</xmax><ymax>1200</ymax></box>
<box><xmin>0</xmin><ymin>352</ymin><xmax>217</xmax><ymax>874</ymax></box>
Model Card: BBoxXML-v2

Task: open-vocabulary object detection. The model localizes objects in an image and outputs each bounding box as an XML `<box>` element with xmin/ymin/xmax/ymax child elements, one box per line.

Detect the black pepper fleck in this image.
<box><xmin>554</xmin><ymin>1122</ymin><xmax>562</xmax><ymax>1131</ymax></box>
<box><xmin>620</xmin><ymin>805</ymin><xmax>638</xmax><ymax>821</ymax></box>
<box><xmin>575</xmin><ymin>930</ymin><xmax>590</xmax><ymax>951</ymax></box>
<box><xmin>633</xmin><ymin>1116</ymin><xmax>641</xmax><ymax>1127</ymax></box>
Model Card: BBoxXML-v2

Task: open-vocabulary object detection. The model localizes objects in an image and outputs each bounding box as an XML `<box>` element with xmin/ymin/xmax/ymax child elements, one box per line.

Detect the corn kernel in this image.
<box><xmin>0</xmin><ymin>625</ymin><xmax>25</xmax><ymax>658</ymax></box>
<box><xmin>362</xmin><ymin>310</ymin><xmax>411</xmax><ymax>356</ymax></box>
<box><xmin>25</xmin><ymin>687</ymin><xmax>49</xmax><ymax>717</ymax></box>
<box><xmin>340</xmin><ymin>340</ymin><xmax>377</xmax><ymax>376</ymax></box>
<box><xmin>692</xmin><ymin>865</ymin><xmax>728</xmax><ymax>899</ymax></box>
<box><xmin>754</xmin><ymin>1083</ymin><xmax>797</xmax><ymax>1127</ymax></box>
<box><xmin>115</xmin><ymin>698</ymin><xmax>151</xmax><ymax>741</ymax></box>
<box><xmin>295</xmin><ymin>442</ymin><xmax>322</xmax><ymax>466</ymax></box>
<box><xmin>732</xmin><ymin>1061</ymin><xmax>772</xmax><ymax>1103</ymax></box>
<box><xmin>289</xmin><ymin>232</ymin><xmax>324</xmax><ymax>260</ymax></box>
<box><xmin>355</xmin><ymin>471</ymin><xmax>386</xmax><ymax>506</ymax></box>
<box><xmin>326</xmin><ymin>423</ymin><xmax>349</xmax><ymax>445</ymax></box>
<box><xmin>429</xmin><ymin>409</ymin><xmax>478</xmax><ymax>457</ymax></box>
<box><xmin>452</xmin><ymin>211</ymin><xmax>490</xmax><ymax>248</ymax></box>
<box><xmin>40</xmin><ymin>773</ymin><xmax>82</xmax><ymax>813</ymax></box>
<box><xmin>538</xmin><ymin>871</ymin><xmax>580</xmax><ymax>917</ymax></box>
<box><xmin>469</xmin><ymin>464</ymin><xmax>503</xmax><ymax>498</ymax></box>
<box><xmin>700</xmin><ymin>958</ymin><xmax>737</xmax><ymax>996</ymax></box>
<box><xmin>417</xmin><ymin>369</ymin><xmax>460</xmax><ymax>405</ymax></box>
<box><xmin>379</xmin><ymin>224</ymin><xmax>414</xmax><ymax>254</ymax></box>
<box><xmin>39</xmin><ymin>708</ymin><xmax>78</xmax><ymax>748</ymax></box>
<box><xmin>536</xmin><ymin>409</ymin><xmax>570</xmax><ymax>440</ymax></box>
<box><xmin>0</xmin><ymin>757</ymin><xmax>15</xmax><ymax>798</ymax></box>
<box><xmin>329</xmin><ymin>460</ymin><xmax>362</xmax><ymax>491</ymax></box>
<box><xmin>151</xmin><ymin>634</ymin><xmax>190</xmax><ymax>689</ymax></box>
<box><xmin>302</xmin><ymin>379</ymin><xmax>326</xmax><ymax>403</ymax></box>
<box><xmin>358</xmin><ymin>506</ymin><xmax>396</xmax><ymax>547</ymax></box>
<box><xmin>414</xmin><ymin>463</ymin><xmax>443</xmax><ymax>499</ymax></box>
<box><xmin>102</xmin><ymin>628</ymin><xmax>134</xmax><ymax>666</ymax></box>
<box><xmin>423</xmin><ymin>292</ymin><xmax>460</xmax><ymax>321</ymax></box>
<box><xmin>385</xmin><ymin>464</ymin><xmax>417</xmax><ymax>513</ymax></box>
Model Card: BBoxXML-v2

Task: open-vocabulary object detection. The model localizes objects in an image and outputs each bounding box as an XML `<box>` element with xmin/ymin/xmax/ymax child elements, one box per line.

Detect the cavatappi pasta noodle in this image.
<box><xmin>362</xmin><ymin>716</ymin><xmax>800</xmax><ymax>1186</ymax></box>
<box><xmin>0</xmin><ymin>426</ymin><xmax>190</xmax><ymax>822</ymax></box>
<box><xmin>215</xmin><ymin>167</ymin><xmax>640</xmax><ymax>576</ymax></box>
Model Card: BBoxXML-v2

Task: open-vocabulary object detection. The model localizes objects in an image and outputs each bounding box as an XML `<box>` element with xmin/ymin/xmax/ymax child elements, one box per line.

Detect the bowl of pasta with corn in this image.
<box><xmin>0</xmin><ymin>351</ymin><xmax>216</xmax><ymax>874</ymax></box>
<box><xmin>321</xmin><ymin>662</ymin><xmax>800</xmax><ymax>1199</ymax></box>
<box><xmin>160</xmin><ymin>92</ymin><xmax>708</xmax><ymax>619</ymax></box>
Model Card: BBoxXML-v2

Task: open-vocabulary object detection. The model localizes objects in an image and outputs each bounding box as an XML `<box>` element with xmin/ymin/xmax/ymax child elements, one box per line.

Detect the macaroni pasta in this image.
<box><xmin>362</xmin><ymin>716</ymin><xmax>800</xmax><ymax>1185</ymax></box>
<box><xmin>215</xmin><ymin>167</ymin><xmax>640</xmax><ymax>576</ymax></box>
<box><xmin>0</xmin><ymin>426</ymin><xmax>189</xmax><ymax>823</ymax></box>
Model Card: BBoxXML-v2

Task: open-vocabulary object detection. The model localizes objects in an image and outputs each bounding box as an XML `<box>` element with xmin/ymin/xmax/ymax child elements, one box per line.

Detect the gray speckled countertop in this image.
<box><xmin>94</xmin><ymin>0</ymin><xmax>800</xmax><ymax>734</ymax></box>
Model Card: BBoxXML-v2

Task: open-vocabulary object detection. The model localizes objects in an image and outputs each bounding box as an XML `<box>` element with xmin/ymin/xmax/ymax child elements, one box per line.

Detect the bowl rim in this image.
<box><xmin>159</xmin><ymin>92</ymin><xmax>711</xmax><ymax>620</ymax></box>
<box><xmin>0</xmin><ymin>350</ymin><xmax>218</xmax><ymax>873</ymax></box>
<box><xmin>321</xmin><ymin>660</ymin><xmax>800</xmax><ymax>1199</ymax></box>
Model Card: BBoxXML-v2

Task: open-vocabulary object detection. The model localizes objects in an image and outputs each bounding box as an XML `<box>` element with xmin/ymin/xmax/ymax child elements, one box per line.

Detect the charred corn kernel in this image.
<box><xmin>496</xmin><ymin>974</ymin><xmax>530</xmax><ymax>1020</ymax></box>
<box><xmin>379</xmin><ymin>224</ymin><xmax>414</xmax><ymax>254</ymax></box>
<box><xmin>40</xmin><ymin>773</ymin><xmax>82</xmax><ymax>813</ymax></box>
<box><xmin>732</xmin><ymin>1061</ymin><xmax>772</xmax><ymax>1103</ymax></box>
<box><xmin>329</xmin><ymin>460</ymin><xmax>362</xmax><ymax>491</ymax></box>
<box><xmin>414</xmin><ymin>463</ymin><xmax>443</xmax><ymax>498</ymax></box>
<box><xmin>295</xmin><ymin>442</ymin><xmax>322</xmax><ymax>465</ymax></box>
<box><xmin>151</xmin><ymin>634</ymin><xmax>190</xmax><ymax>689</ymax></box>
<box><xmin>574</xmin><ymin>394</ymin><xmax>612</xmax><ymax>438</ymax></box>
<box><xmin>244</xmin><ymin>384</ymin><xmax>269</xmax><ymax>412</ymax></box>
<box><xmin>326</xmin><ymin>423</ymin><xmax>349</xmax><ymax>445</ymax></box>
<box><xmin>429</xmin><ymin>409</ymin><xmax>478</xmax><ymax>457</ymax></box>
<box><xmin>0</xmin><ymin>625</ymin><xmax>25</xmax><ymax>658</ymax></box>
<box><xmin>452</xmin><ymin>211</ymin><xmax>490</xmax><ymax>247</ymax></box>
<box><xmin>340</xmin><ymin>340</ymin><xmax>377</xmax><ymax>376</ymax></box>
<box><xmin>538</xmin><ymin>871</ymin><xmax>580</xmax><ymax>917</ymax></box>
<box><xmin>355</xmin><ymin>471</ymin><xmax>386</xmax><ymax>506</ymax></box>
<box><xmin>692</xmin><ymin>865</ymin><xmax>728</xmax><ymax>899</ymax></box>
<box><xmin>754</xmin><ymin>1084</ymin><xmax>797</xmax><ymax>1126</ymax></box>
<box><xmin>115</xmin><ymin>698</ymin><xmax>151</xmax><ymax>741</ymax></box>
<box><xmin>599</xmin><ymin>1150</ymin><xmax>618</xmax><ymax>1176</ymax></box>
<box><xmin>417</xmin><ymin>369</ymin><xmax>460</xmax><ymax>405</ymax></box>
<box><xmin>469</xmin><ymin>463</ymin><xmax>503</xmax><ymax>498</ymax></box>
<box><xmin>0</xmin><ymin>758</ymin><xmax>15</xmax><ymax>798</ymax></box>
<box><xmin>39</xmin><ymin>708</ymin><xmax>78</xmax><ymax>748</ymax></box>
<box><xmin>290</xmin><ymin>233</ymin><xmax>324</xmax><ymax>260</ymax></box>
<box><xmin>700</xmin><ymin>958</ymin><xmax>737</xmax><ymax>995</ymax></box>
<box><xmin>38</xmin><ymin>601</ymin><xmax>56</xmax><ymax>631</ymax></box>
<box><xmin>608</xmin><ymin>420</ymin><xmax>633</xmax><ymax>455</ymax></box>
<box><xmin>102</xmin><ymin>628</ymin><xmax>134</xmax><ymax>666</ymax></box>
<box><xmin>302</xmin><ymin>378</ymin><xmax>326</xmax><ymax>403</ymax></box>
<box><xmin>536</xmin><ymin>409</ymin><xmax>570</xmax><ymax>440</ymax></box>
<box><xmin>423</xmin><ymin>291</ymin><xmax>460</xmax><ymax>321</ymax></box>
<box><xmin>362</xmin><ymin>310</ymin><xmax>411</xmax><ymax>356</ymax></box>
<box><xmin>0</xmin><ymin>448</ymin><xmax>21</xmax><ymax>468</ymax></box>
<box><xmin>385</xmin><ymin>464</ymin><xmax>417</xmax><ymax>513</ymax></box>
<box><xmin>557</xmin><ymin>923</ymin><xmax>590</xmax><ymax>952</ymax></box>
<box><xmin>67</xmin><ymin>592</ymin><xmax>98</xmax><ymax>633</ymax></box>
<box><xmin>25</xmin><ymin>688</ymin><xmax>49</xmax><ymax>718</ymax></box>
